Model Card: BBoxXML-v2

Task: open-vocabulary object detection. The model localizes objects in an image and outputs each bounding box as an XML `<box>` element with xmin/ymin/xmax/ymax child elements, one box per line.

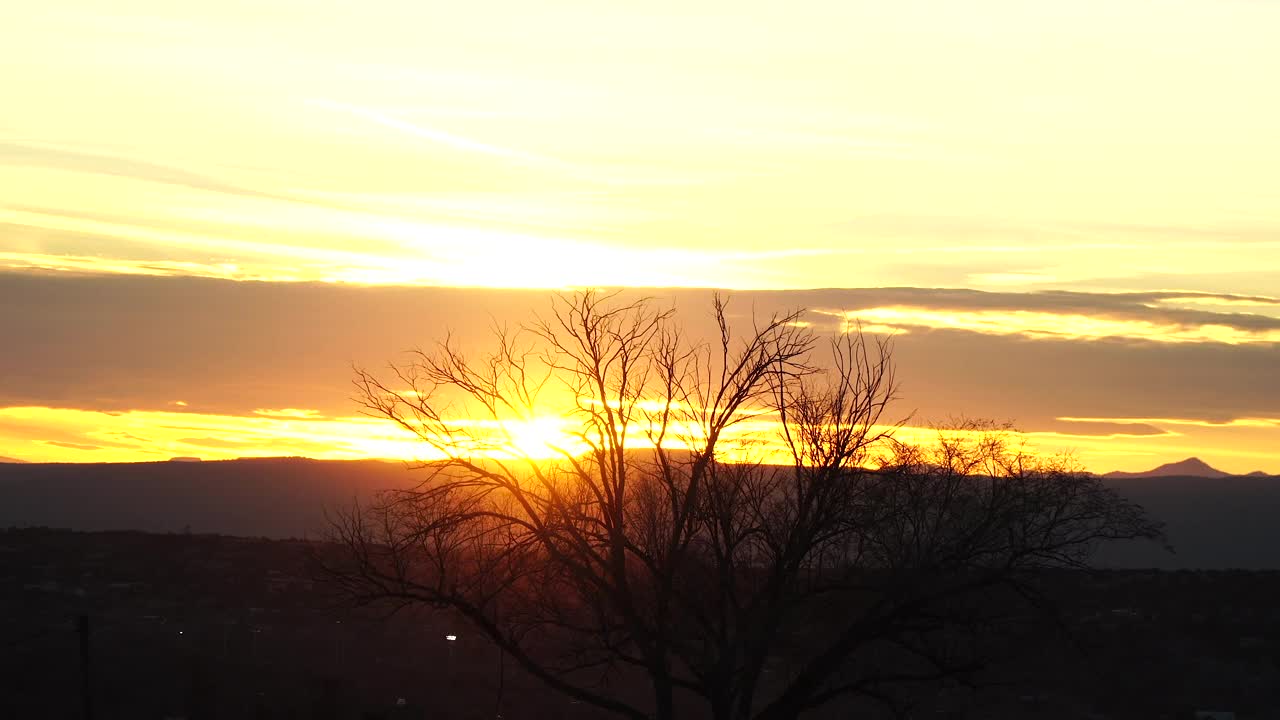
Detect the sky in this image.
<box><xmin>0</xmin><ymin>0</ymin><xmax>1277</xmax><ymax>472</ymax></box>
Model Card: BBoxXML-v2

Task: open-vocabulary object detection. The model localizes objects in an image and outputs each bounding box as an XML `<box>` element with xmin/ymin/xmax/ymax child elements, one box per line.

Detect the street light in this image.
<box><xmin>445</xmin><ymin>634</ymin><xmax>457</xmax><ymax>675</ymax></box>
<box><xmin>334</xmin><ymin>620</ymin><xmax>345</xmax><ymax>668</ymax></box>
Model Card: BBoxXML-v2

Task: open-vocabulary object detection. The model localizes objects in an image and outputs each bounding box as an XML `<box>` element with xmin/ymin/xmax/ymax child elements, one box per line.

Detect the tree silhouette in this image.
<box><xmin>321</xmin><ymin>291</ymin><xmax>1162</xmax><ymax>720</ymax></box>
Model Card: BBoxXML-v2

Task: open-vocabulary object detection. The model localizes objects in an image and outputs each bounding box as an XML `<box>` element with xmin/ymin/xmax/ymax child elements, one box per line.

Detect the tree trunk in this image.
<box><xmin>710</xmin><ymin>691</ymin><xmax>734</xmax><ymax>720</ymax></box>
<box><xmin>653</xmin><ymin>673</ymin><xmax>675</xmax><ymax>720</ymax></box>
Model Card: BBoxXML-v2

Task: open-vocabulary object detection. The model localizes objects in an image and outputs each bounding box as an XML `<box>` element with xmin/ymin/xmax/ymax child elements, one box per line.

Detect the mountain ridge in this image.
<box><xmin>0</xmin><ymin>456</ymin><xmax>1277</xmax><ymax>568</ymax></box>
<box><xmin>1103</xmin><ymin>457</ymin><xmax>1239</xmax><ymax>479</ymax></box>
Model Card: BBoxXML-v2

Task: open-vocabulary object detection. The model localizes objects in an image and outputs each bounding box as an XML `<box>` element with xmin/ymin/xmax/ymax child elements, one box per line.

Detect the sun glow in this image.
<box><xmin>1</xmin><ymin>404</ymin><xmax>1274</xmax><ymax>475</ymax></box>
<box><xmin>502</xmin><ymin>417</ymin><xmax>578</xmax><ymax>458</ymax></box>
<box><xmin>436</xmin><ymin>416</ymin><xmax>588</xmax><ymax>459</ymax></box>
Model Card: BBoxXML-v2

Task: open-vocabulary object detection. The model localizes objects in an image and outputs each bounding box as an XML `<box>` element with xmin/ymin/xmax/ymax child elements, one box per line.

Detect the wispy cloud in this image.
<box><xmin>0</xmin><ymin>142</ymin><xmax>376</xmax><ymax>216</ymax></box>
<box><xmin>805</xmin><ymin>288</ymin><xmax>1280</xmax><ymax>345</ymax></box>
<box><xmin>311</xmin><ymin>98</ymin><xmax>558</xmax><ymax>165</ymax></box>
<box><xmin>0</xmin><ymin>203</ymin><xmax>868</xmax><ymax>289</ymax></box>
<box><xmin>45</xmin><ymin>440</ymin><xmax>101</xmax><ymax>450</ymax></box>
<box><xmin>0</xmin><ymin>205</ymin><xmax>432</xmax><ymax>283</ymax></box>
<box><xmin>0</xmin><ymin>251</ymin><xmax>249</xmax><ymax>280</ymax></box>
<box><xmin>828</xmin><ymin>306</ymin><xmax>1280</xmax><ymax>344</ymax></box>
<box><xmin>707</xmin><ymin>126</ymin><xmax>920</xmax><ymax>160</ymax></box>
<box><xmin>0</xmin><ymin>142</ymin><xmax>288</xmax><ymax>202</ymax></box>
<box><xmin>1058</xmin><ymin>416</ymin><xmax>1280</xmax><ymax>429</ymax></box>
<box><xmin>1035</xmin><ymin>418</ymin><xmax>1171</xmax><ymax>438</ymax></box>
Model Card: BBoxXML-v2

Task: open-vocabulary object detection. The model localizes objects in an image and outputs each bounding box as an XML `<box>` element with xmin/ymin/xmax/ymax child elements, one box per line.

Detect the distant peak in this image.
<box><xmin>1104</xmin><ymin>456</ymin><xmax>1230</xmax><ymax>479</ymax></box>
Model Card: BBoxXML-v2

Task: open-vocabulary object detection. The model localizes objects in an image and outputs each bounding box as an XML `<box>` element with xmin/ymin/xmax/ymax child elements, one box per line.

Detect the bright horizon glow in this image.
<box><xmin>1</xmin><ymin>405</ymin><xmax>1276</xmax><ymax>476</ymax></box>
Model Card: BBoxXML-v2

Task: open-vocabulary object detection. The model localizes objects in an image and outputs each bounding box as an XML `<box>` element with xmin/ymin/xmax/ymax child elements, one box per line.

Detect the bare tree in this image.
<box><xmin>320</xmin><ymin>291</ymin><xmax>1161</xmax><ymax>720</ymax></box>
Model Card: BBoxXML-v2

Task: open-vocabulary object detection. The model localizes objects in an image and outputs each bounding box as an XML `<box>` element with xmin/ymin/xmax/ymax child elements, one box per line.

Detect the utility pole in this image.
<box><xmin>76</xmin><ymin>615</ymin><xmax>93</xmax><ymax>720</ymax></box>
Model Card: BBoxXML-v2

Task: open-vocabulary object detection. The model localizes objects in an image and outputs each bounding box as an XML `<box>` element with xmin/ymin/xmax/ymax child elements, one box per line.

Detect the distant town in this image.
<box><xmin>3</xmin><ymin>526</ymin><xmax>1280</xmax><ymax>719</ymax></box>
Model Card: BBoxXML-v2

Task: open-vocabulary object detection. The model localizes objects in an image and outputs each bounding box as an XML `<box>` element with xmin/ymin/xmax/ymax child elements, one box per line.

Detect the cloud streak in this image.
<box><xmin>0</xmin><ymin>142</ymin><xmax>290</xmax><ymax>203</ymax></box>
<box><xmin>311</xmin><ymin>99</ymin><xmax>558</xmax><ymax>165</ymax></box>
<box><xmin>797</xmin><ymin>288</ymin><xmax>1280</xmax><ymax>344</ymax></box>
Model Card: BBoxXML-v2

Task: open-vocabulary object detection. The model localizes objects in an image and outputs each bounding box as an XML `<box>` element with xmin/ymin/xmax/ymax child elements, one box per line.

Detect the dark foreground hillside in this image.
<box><xmin>0</xmin><ymin>458</ymin><xmax>418</xmax><ymax>539</ymax></box>
<box><xmin>0</xmin><ymin>528</ymin><xmax>572</xmax><ymax>720</ymax></box>
<box><xmin>1097</xmin><ymin>474</ymin><xmax>1280</xmax><ymax>569</ymax></box>
<box><xmin>3</xmin><ymin>529</ymin><xmax>1280</xmax><ymax>719</ymax></box>
<box><xmin>0</xmin><ymin>458</ymin><xmax>1275</xmax><ymax>569</ymax></box>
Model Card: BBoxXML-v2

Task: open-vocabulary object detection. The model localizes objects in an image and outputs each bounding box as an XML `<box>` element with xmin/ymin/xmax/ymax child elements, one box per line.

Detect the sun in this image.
<box><xmin>500</xmin><ymin>417</ymin><xmax>581</xmax><ymax>458</ymax></box>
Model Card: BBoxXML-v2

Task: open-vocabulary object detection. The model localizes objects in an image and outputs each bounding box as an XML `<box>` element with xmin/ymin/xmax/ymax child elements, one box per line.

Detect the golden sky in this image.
<box><xmin>0</xmin><ymin>1</ymin><xmax>1277</xmax><ymax>472</ymax></box>
<box><xmin>3</xmin><ymin>0</ymin><xmax>1278</xmax><ymax>289</ymax></box>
